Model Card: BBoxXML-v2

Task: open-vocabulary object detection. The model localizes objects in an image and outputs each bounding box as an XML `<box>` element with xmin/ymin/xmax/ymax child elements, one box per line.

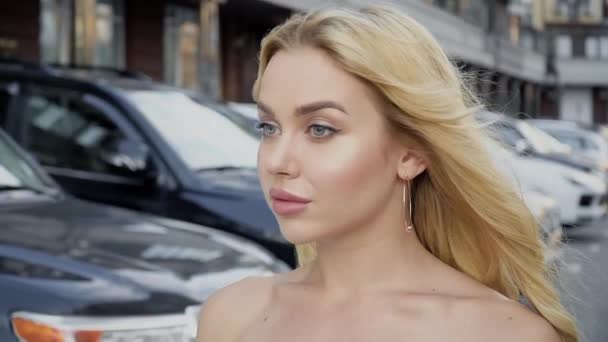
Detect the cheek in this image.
<box><xmin>308</xmin><ymin>135</ymin><xmax>393</xmax><ymax>198</ymax></box>
<box><xmin>257</xmin><ymin>146</ymin><xmax>270</xmax><ymax>193</ymax></box>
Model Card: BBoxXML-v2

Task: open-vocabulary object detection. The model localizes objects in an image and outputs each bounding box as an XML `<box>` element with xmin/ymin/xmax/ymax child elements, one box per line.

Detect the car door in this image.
<box><xmin>12</xmin><ymin>83</ymin><xmax>173</xmax><ymax>214</ymax></box>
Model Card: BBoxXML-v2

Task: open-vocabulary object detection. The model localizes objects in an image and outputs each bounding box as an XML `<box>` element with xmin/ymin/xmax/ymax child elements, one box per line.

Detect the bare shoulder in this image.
<box><xmin>454</xmin><ymin>295</ymin><xmax>561</xmax><ymax>342</ymax></box>
<box><xmin>196</xmin><ymin>275</ymin><xmax>277</xmax><ymax>342</ymax></box>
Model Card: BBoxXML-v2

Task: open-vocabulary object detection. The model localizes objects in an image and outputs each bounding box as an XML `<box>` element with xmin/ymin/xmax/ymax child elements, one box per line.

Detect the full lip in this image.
<box><xmin>269</xmin><ymin>188</ymin><xmax>311</xmax><ymax>203</ymax></box>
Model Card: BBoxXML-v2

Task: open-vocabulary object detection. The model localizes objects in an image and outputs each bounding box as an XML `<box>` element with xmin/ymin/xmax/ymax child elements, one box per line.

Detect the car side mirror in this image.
<box><xmin>515</xmin><ymin>139</ymin><xmax>533</xmax><ymax>156</ymax></box>
<box><xmin>101</xmin><ymin>139</ymin><xmax>156</xmax><ymax>181</ymax></box>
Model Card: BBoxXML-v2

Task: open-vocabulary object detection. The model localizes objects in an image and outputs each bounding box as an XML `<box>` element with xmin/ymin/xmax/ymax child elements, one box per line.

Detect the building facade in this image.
<box><xmin>1</xmin><ymin>0</ymin><xmax>225</xmax><ymax>98</ymax></box>
<box><xmin>257</xmin><ymin>0</ymin><xmax>553</xmax><ymax>116</ymax></box>
<box><xmin>0</xmin><ymin>0</ymin><xmax>605</xmax><ymax>122</ymax></box>
<box><xmin>543</xmin><ymin>0</ymin><xmax>608</xmax><ymax>124</ymax></box>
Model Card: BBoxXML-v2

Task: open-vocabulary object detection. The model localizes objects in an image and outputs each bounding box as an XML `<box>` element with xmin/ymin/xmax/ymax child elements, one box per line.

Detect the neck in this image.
<box><xmin>303</xmin><ymin>196</ymin><xmax>441</xmax><ymax>300</ymax></box>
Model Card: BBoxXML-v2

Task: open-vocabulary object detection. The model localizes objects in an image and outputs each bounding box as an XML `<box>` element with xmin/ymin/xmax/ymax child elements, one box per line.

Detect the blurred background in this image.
<box><xmin>0</xmin><ymin>0</ymin><xmax>607</xmax><ymax>341</ymax></box>
<box><xmin>2</xmin><ymin>0</ymin><xmax>606</xmax><ymax>118</ymax></box>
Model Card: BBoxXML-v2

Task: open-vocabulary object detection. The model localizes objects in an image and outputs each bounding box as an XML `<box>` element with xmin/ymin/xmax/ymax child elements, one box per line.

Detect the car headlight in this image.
<box><xmin>11</xmin><ymin>310</ymin><xmax>198</xmax><ymax>342</ymax></box>
<box><xmin>184</xmin><ymin>305</ymin><xmax>201</xmax><ymax>341</ymax></box>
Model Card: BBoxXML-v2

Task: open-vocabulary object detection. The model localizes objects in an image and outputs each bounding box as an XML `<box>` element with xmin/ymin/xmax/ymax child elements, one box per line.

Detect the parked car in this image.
<box><xmin>0</xmin><ymin>128</ymin><xmax>288</xmax><ymax>341</ymax></box>
<box><xmin>478</xmin><ymin>111</ymin><xmax>605</xmax><ymax>178</ymax></box>
<box><xmin>0</xmin><ymin>60</ymin><xmax>295</xmax><ymax>266</ymax></box>
<box><xmin>528</xmin><ymin>119</ymin><xmax>608</xmax><ymax>173</ymax></box>
<box><xmin>520</xmin><ymin>189</ymin><xmax>563</xmax><ymax>262</ymax></box>
<box><xmin>226</xmin><ymin>101</ymin><xmax>261</xmax><ymax>138</ymax></box>
<box><xmin>485</xmin><ymin>127</ymin><xmax>607</xmax><ymax>227</ymax></box>
<box><xmin>227</xmin><ymin>101</ymin><xmax>258</xmax><ymax>121</ymax></box>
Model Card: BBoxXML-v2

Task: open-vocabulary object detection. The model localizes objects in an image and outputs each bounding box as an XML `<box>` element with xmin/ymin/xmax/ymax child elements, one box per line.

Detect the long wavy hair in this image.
<box><xmin>252</xmin><ymin>5</ymin><xmax>578</xmax><ymax>341</ymax></box>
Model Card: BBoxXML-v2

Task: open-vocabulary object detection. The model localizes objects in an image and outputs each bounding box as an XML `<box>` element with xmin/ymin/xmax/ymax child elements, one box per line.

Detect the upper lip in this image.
<box><xmin>270</xmin><ymin>188</ymin><xmax>311</xmax><ymax>203</ymax></box>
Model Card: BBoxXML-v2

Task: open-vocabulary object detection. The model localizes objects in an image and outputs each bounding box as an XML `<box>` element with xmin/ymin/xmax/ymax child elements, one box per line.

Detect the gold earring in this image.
<box><xmin>403</xmin><ymin>178</ymin><xmax>414</xmax><ymax>232</ymax></box>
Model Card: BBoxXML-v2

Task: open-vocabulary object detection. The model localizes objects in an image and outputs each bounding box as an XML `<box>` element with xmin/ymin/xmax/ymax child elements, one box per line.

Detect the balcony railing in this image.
<box><xmin>257</xmin><ymin>0</ymin><xmax>548</xmax><ymax>82</ymax></box>
<box><xmin>556</xmin><ymin>58</ymin><xmax>608</xmax><ymax>85</ymax></box>
<box><xmin>493</xmin><ymin>38</ymin><xmax>546</xmax><ymax>82</ymax></box>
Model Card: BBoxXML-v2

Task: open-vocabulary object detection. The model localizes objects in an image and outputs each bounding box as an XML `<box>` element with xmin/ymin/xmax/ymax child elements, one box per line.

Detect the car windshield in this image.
<box><xmin>228</xmin><ymin>102</ymin><xmax>259</xmax><ymax>120</ymax></box>
<box><xmin>125</xmin><ymin>90</ymin><xmax>259</xmax><ymax>170</ymax></box>
<box><xmin>0</xmin><ymin>131</ymin><xmax>56</xmax><ymax>194</ymax></box>
<box><xmin>516</xmin><ymin>121</ymin><xmax>569</xmax><ymax>155</ymax></box>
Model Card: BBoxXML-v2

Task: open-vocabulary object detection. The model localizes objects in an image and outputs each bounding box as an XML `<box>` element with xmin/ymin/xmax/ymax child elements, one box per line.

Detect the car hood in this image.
<box><xmin>0</xmin><ymin>196</ymin><xmax>282</xmax><ymax>315</ymax></box>
<box><xmin>534</xmin><ymin>152</ymin><xmax>599</xmax><ymax>173</ymax></box>
<box><xmin>191</xmin><ymin>167</ymin><xmax>285</xmax><ymax>242</ymax></box>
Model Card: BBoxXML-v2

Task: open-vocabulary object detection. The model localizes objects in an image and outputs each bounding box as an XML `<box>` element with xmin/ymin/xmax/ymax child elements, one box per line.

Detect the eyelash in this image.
<box><xmin>254</xmin><ymin>122</ymin><xmax>338</xmax><ymax>139</ymax></box>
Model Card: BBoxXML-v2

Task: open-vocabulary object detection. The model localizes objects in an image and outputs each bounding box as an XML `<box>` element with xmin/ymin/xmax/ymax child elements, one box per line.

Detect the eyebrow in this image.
<box><xmin>257</xmin><ymin>100</ymin><xmax>349</xmax><ymax>118</ymax></box>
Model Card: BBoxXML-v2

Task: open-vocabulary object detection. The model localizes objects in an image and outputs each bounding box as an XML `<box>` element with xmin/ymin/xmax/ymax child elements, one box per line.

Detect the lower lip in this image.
<box><xmin>271</xmin><ymin>199</ymin><xmax>309</xmax><ymax>216</ymax></box>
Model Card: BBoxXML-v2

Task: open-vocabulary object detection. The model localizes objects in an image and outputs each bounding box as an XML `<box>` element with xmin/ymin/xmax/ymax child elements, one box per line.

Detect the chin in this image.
<box><xmin>280</xmin><ymin>230</ymin><xmax>318</xmax><ymax>245</ymax></box>
<box><xmin>279</xmin><ymin>222</ymin><xmax>325</xmax><ymax>245</ymax></box>
<box><xmin>279</xmin><ymin>220</ymin><xmax>347</xmax><ymax>245</ymax></box>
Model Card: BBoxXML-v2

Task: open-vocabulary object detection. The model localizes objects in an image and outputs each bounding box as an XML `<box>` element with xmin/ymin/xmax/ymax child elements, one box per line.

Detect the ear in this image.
<box><xmin>397</xmin><ymin>150</ymin><xmax>427</xmax><ymax>181</ymax></box>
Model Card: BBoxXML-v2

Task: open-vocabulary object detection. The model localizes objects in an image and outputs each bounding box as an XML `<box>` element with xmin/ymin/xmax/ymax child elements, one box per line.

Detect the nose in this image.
<box><xmin>259</xmin><ymin>135</ymin><xmax>300</xmax><ymax>178</ymax></box>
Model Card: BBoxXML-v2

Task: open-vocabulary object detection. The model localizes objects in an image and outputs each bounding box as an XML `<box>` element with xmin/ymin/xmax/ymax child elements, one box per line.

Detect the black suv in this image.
<box><xmin>0</xmin><ymin>128</ymin><xmax>288</xmax><ymax>341</ymax></box>
<box><xmin>0</xmin><ymin>60</ymin><xmax>295</xmax><ymax>266</ymax></box>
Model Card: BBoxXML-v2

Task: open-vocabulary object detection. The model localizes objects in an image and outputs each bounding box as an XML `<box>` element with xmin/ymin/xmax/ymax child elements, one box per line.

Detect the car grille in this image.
<box><xmin>579</xmin><ymin>194</ymin><xmax>594</xmax><ymax>207</ymax></box>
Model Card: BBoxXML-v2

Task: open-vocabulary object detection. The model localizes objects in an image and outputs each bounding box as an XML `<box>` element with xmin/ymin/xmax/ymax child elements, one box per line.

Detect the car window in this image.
<box><xmin>0</xmin><ymin>131</ymin><xmax>55</xmax><ymax>193</ymax></box>
<box><xmin>516</xmin><ymin>122</ymin><xmax>566</xmax><ymax>154</ymax></box>
<box><xmin>581</xmin><ymin>136</ymin><xmax>600</xmax><ymax>151</ymax></box>
<box><xmin>0</xmin><ymin>82</ymin><xmax>18</xmax><ymax>126</ymax></box>
<box><xmin>548</xmin><ymin>131</ymin><xmax>585</xmax><ymax>150</ymax></box>
<box><xmin>22</xmin><ymin>87</ymin><xmax>130</xmax><ymax>176</ymax></box>
<box><xmin>489</xmin><ymin>122</ymin><xmax>525</xmax><ymax>149</ymax></box>
<box><xmin>0</xmin><ymin>90</ymin><xmax>8</xmax><ymax>126</ymax></box>
<box><xmin>126</xmin><ymin>90</ymin><xmax>258</xmax><ymax>170</ymax></box>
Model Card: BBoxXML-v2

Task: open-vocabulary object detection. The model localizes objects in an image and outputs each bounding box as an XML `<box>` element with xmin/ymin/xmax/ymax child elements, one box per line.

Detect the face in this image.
<box><xmin>256</xmin><ymin>47</ymin><xmax>406</xmax><ymax>244</ymax></box>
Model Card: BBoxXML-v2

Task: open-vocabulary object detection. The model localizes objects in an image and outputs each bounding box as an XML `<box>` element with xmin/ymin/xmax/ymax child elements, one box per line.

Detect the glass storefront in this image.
<box><xmin>40</xmin><ymin>0</ymin><xmax>221</xmax><ymax>95</ymax></box>
<box><xmin>40</xmin><ymin>0</ymin><xmax>73</xmax><ymax>64</ymax></box>
<box><xmin>94</xmin><ymin>0</ymin><xmax>125</xmax><ymax>67</ymax></box>
<box><xmin>164</xmin><ymin>5</ymin><xmax>200</xmax><ymax>90</ymax></box>
<box><xmin>40</xmin><ymin>0</ymin><xmax>125</xmax><ymax>68</ymax></box>
<box><xmin>164</xmin><ymin>2</ymin><xmax>221</xmax><ymax>95</ymax></box>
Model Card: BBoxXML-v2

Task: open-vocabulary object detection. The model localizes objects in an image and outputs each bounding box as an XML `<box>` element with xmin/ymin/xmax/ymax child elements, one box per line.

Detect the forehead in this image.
<box><xmin>258</xmin><ymin>47</ymin><xmax>380</xmax><ymax>110</ymax></box>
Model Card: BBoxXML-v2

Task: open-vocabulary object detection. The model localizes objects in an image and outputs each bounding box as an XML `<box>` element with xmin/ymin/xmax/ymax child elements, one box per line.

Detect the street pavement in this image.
<box><xmin>558</xmin><ymin>218</ymin><xmax>608</xmax><ymax>342</ymax></box>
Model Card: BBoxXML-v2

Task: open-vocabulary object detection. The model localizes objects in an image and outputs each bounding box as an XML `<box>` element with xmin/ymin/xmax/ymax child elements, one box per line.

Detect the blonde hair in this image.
<box><xmin>252</xmin><ymin>5</ymin><xmax>578</xmax><ymax>341</ymax></box>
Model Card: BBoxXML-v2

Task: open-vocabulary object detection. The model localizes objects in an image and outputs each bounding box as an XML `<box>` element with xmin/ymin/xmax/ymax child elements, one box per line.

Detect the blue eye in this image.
<box><xmin>308</xmin><ymin>124</ymin><xmax>337</xmax><ymax>138</ymax></box>
<box><xmin>255</xmin><ymin>122</ymin><xmax>279</xmax><ymax>136</ymax></box>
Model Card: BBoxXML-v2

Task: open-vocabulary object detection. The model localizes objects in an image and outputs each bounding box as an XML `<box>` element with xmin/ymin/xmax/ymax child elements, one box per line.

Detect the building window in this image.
<box><xmin>577</xmin><ymin>0</ymin><xmax>594</xmax><ymax>17</ymax></box>
<box><xmin>586</xmin><ymin>36</ymin><xmax>599</xmax><ymax>58</ymax></box>
<box><xmin>556</xmin><ymin>35</ymin><xmax>572</xmax><ymax>58</ymax></box>
<box><xmin>555</xmin><ymin>0</ymin><xmax>598</xmax><ymax>20</ymax></box>
<box><xmin>41</xmin><ymin>0</ymin><xmax>124</xmax><ymax>67</ymax></box>
<box><xmin>74</xmin><ymin>0</ymin><xmax>125</xmax><ymax>67</ymax></box>
<box><xmin>520</xmin><ymin>30</ymin><xmax>535</xmax><ymax>50</ymax></box>
<box><xmin>164</xmin><ymin>5</ymin><xmax>200</xmax><ymax>90</ymax></box>
<box><xmin>555</xmin><ymin>1</ymin><xmax>569</xmax><ymax>17</ymax></box>
<box><xmin>600</xmin><ymin>37</ymin><xmax>608</xmax><ymax>59</ymax></box>
<box><xmin>40</xmin><ymin>0</ymin><xmax>73</xmax><ymax>64</ymax></box>
<box><xmin>94</xmin><ymin>0</ymin><xmax>125</xmax><ymax>67</ymax></box>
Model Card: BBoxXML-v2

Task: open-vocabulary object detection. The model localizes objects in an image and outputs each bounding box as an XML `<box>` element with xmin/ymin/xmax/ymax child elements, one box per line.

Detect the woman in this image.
<box><xmin>197</xmin><ymin>5</ymin><xmax>578</xmax><ymax>342</ymax></box>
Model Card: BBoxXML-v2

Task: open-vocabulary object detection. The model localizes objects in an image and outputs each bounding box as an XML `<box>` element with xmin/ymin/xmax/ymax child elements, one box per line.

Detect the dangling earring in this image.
<box><xmin>403</xmin><ymin>178</ymin><xmax>414</xmax><ymax>232</ymax></box>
